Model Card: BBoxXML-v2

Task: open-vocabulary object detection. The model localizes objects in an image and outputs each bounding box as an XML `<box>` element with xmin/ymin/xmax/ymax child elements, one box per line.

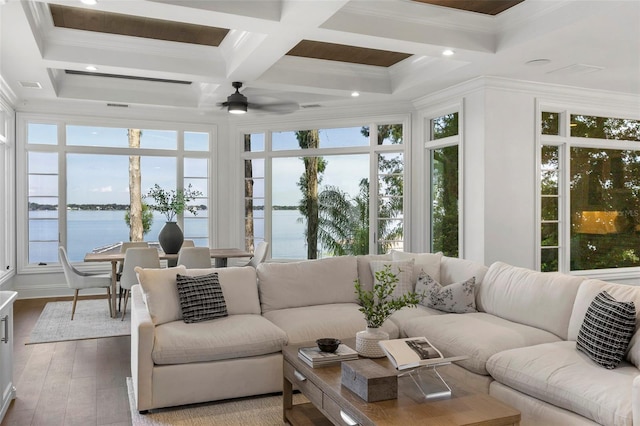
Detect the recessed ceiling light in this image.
<box><xmin>81</xmin><ymin>0</ymin><xmax>98</xmax><ymax>5</ymax></box>
<box><xmin>526</xmin><ymin>59</ymin><xmax>551</xmax><ymax>66</ymax></box>
<box><xmin>442</xmin><ymin>49</ymin><xmax>454</xmax><ymax>56</ymax></box>
<box><xmin>351</xmin><ymin>91</ymin><xmax>360</xmax><ymax>97</ymax></box>
<box><xmin>85</xmin><ymin>65</ymin><xmax>98</xmax><ymax>71</ymax></box>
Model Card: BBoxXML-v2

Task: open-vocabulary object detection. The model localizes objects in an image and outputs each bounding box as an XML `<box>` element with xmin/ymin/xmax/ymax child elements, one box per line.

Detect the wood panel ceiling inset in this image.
<box><xmin>49</xmin><ymin>4</ymin><xmax>229</xmax><ymax>46</ymax></box>
<box><xmin>411</xmin><ymin>0</ymin><xmax>525</xmax><ymax>16</ymax></box>
<box><xmin>286</xmin><ymin>40</ymin><xmax>411</xmax><ymax>67</ymax></box>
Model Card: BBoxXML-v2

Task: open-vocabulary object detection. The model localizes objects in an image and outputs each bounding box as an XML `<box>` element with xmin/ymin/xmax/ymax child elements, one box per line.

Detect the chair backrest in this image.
<box><xmin>248</xmin><ymin>241</ymin><xmax>269</xmax><ymax>268</ymax></box>
<box><xmin>59</xmin><ymin>246</ymin><xmax>86</xmax><ymax>290</ymax></box>
<box><xmin>118</xmin><ymin>242</ymin><xmax>149</xmax><ymax>273</ymax></box>
<box><xmin>181</xmin><ymin>240</ymin><xmax>195</xmax><ymax>248</ymax></box>
<box><xmin>177</xmin><ymin>247</ymin><xmax>212</xmax><ymax>269</ymax></box>
<box><xmin>121</xmin><ymin>248</ymin><xmax>160</xmax><ymax>290</ymax></box>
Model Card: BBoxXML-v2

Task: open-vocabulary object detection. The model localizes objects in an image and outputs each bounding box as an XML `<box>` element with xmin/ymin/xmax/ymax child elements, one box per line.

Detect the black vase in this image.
<box><xmin>158</xmin><ymin>222</ymin><xmax>184</xmax><ymax>254</ymax></box>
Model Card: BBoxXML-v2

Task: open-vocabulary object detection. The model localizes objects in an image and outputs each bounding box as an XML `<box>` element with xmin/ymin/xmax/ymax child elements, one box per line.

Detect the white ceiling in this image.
<box><xmin>1</xmin><ymin>0</ymin><xmax>639</xmax><ymax>117</ymax></box>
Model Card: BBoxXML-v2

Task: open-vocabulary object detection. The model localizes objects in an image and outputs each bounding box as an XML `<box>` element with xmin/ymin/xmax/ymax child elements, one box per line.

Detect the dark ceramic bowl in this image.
<box><xmin>316</xmin><ymin>338</ymin><xmax>341</xmax><ymax>353</ymax></box>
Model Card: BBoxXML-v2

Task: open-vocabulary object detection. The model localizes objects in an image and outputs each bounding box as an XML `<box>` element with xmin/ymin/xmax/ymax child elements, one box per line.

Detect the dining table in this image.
<box><xmin>84</xmin><ymin>247</ymin><xmax>252</xmax><ymax>318</ymax></box>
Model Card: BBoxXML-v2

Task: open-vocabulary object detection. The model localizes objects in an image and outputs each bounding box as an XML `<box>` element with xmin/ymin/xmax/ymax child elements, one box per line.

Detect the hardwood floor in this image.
<box><xmin>2</xmin><ymin>297</ymin><xmax>132</xmax><ymax>426</ymax></box>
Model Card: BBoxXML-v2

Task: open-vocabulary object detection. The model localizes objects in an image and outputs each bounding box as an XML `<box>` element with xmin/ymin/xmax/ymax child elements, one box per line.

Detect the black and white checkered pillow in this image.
<box><xmin>176</xmin><ymin>273</ymin><xmax>228</xmax><ymax>324</ymax></box>
<box><xmin>576</xmin><ymin>291</ymin><xmax>636</xmax><ymax>369</ymax></box>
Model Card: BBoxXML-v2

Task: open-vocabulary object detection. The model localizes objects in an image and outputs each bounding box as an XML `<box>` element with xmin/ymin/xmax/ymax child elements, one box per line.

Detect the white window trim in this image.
<box><xmin>536</xmin><ymin>100</ymin><xmax>640</xmax><ymax>279</ymax></box>
<box><xmin>237</xmin><ymin>114</ymin><xmax>411</xmax><ymax>259</ymax></box>
<box><xmin>16</xmin><ymin>112</ymin><xmax>215</xmax><ymax>274</ymax></box>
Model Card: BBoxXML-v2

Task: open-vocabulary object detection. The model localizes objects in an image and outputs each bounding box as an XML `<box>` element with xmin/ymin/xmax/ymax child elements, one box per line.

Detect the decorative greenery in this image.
<box><xmin>354</xmin><ymin>264</ymin><xmax>422</xmax><ymax>328</ymax></box>
<box><xmin>144</xmin><ymin>183</ymin><xmax>203</xmax><ymax>222</ymax></box>
<box><xmin>124</xmin><ymin>202</ymin><xmax>154</xmax><ymax>235</ymax></box>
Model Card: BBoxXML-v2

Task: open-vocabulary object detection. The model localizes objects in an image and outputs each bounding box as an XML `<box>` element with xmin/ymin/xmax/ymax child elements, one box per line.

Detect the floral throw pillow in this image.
<box><xmin>415</xmin><ymin>272</ymin><xmax>476</xmax><ymax>313</ymax></box>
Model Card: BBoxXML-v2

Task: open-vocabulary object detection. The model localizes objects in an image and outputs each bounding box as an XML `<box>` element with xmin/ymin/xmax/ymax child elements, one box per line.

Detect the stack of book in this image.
<box><xmin>298</xmin><ymin>344</ymin><xmax>359</xmax><ymax>368</ymax></box>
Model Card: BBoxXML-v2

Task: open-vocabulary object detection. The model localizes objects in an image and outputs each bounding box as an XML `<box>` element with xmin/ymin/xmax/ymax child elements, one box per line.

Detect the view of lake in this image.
<box><xmin>30</xmin><ymin>209</ymin><xmax>308</xmax><ymax>262</ymax></box>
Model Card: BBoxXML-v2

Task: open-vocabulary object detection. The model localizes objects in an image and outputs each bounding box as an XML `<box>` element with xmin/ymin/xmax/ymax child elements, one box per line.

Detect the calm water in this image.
<box><xmin>30</xmin><ymin>209</ymin><xmax>307</xmax><ymax>262</ymax></box>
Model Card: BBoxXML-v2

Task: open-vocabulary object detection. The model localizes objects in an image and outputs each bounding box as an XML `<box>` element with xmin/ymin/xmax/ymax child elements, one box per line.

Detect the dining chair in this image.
<box><xmin>58</xmin><ymin>246</ymin><xmax>113</xmax><ymax>320</ymax></box>
<box><xmin>181</xmin><ymin>239</ymin><xmax>195</xmax><ymax>248</ymax></box>
<box><xmin>120</xmin><ymin>247</ymin><xmax>160</xmax><ymax>320</ymax></box>
<box><xmin>117</xmin><ymin>241</ymin><xmax>149</xmax><ymax>311</ymax></box>
<box><xmin>177</xmin><ymin>247</ymin><xmax>212</xmax><ymax>269</ymax></box>
<box><xmin>245</xmin><ymin>241</ymin><xmax>269</xmax><ymax>268</ymax></box>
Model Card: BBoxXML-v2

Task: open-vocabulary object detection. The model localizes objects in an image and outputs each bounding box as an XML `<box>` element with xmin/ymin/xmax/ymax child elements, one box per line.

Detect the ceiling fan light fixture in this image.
<box><xmin>228</xmin><ymin>102</ymin><xmax>247</xmax><ymax>114</ymax></box>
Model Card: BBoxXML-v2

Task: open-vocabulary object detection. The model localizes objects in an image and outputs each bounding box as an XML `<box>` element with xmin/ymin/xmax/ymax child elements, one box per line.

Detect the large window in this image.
<box><xmin>242</xmin><ymin>121</ymin><xmax>407</xmax><ymax>260</ymax></box>
<box><xmin>427</xmin><ymin>112</ymin><xmax>460</xmax><ymax>257</ymax></box>
<box><xmin>540</xmin><ymin>111</ymin><xmax>640</xmax><ymax>273</ymax></box>
<box><xmin>19</xmin><ymin>117</ymin><xmax>212</xmax><ymax>267</ymax></box>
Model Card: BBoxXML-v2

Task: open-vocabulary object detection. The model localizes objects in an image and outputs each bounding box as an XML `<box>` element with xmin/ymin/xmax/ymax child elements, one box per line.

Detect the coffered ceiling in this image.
<box><xmin>1</xmin><ymin>0</ymin><xmax>638</xmax><ymax>117</ymax></box>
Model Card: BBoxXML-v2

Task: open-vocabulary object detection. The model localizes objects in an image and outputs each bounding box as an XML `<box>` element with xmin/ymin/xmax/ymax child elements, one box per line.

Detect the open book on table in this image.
<box><xmin>379</xmin><ymin>337</ymin><xmax>467</xmax><ymax>371</ymax></box>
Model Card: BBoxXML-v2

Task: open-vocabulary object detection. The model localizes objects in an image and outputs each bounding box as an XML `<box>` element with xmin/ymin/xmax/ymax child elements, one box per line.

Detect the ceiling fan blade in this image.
<box><xmin>249</xmin><ymin>102</ymin><xmax>299</xmax><ymax>114</ymax></box>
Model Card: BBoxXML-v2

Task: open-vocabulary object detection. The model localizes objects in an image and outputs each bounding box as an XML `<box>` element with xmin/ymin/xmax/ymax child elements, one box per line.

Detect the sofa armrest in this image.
<box><xmin>633</xmin><ymin>373</ymin><xmax>640</xmax><ymax>425</ymax></box>
<box><xmin>131</xmin><ymin>284</ymin><xmax>155</xmax><ymax>412</ymax></box>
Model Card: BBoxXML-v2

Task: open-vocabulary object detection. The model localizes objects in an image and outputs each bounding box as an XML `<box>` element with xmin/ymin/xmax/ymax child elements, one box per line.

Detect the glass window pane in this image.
<box><xmin>542</xmin><ymin>112</ymin><xmax>560</xmax><ymax>135</ymax></box>
<box><xmin>184</xmin><ymin>158</ymin><xmax>208</xmax><ymax>177</ymax></box>
<box><xmin>376</xmin><ymin>124</ymin><xmax>403</xmax><ymax>145</ymax></box>
<box><xmin>273</xmin><ymin>131</ymin><xmax>300</xmax><ymax>151</ymax></box>
<box><xmin>541</xmin><ymin>146</ymin><xmax>559</xmax><ymax>195</ymax></box>
<box><xmin>29</xmin><ymin>242</ymin><xmax>59</xmax><ymax>264</ymax></box>
<box><xmin>541</xmin><ymin>223</ymin><xmax>558</xmax><ymax>246</ymax></box>
<box><xmin>28</xmin><ymin>123</ymin><xmax>57</xmax><ymax>145</ymax></box>
<box><xmin>570</xmin><ymin>147</ymin><xmax>640</xmax><ymax>270</ymax></box>
<box><xmin>67</xmin><ymin>126</ymin><xmax>129</xmax><ymax>148</ymax></box>
<box><xmin>185</xmin><ymin>132</ymin><xmax>209</xmax><ymax>151</ymax></box>
<box><xmin>321</xmin><ymin>127</ymin><xmax>369</xmax><ymax>148</ymax></box>
<box><xmin>140</xmin><ymin>130</ymin><xmax>177</xmax><ymax>150</ymax></box>
<box><xmin>541</xmin><ymin>248</ymin><xmax>559</xmax><ymax>272</ymax></box>
<box><xmin>431</xmin><ymin>145</ymin><xmax>459</xmax><ymax>256</ymax></box>
<box><xmin>29</xmin><ymin>219</ymin><xmax>58</xmax><ymax>241</ymax></box>
<box><xmin>29</xmin><ymin>175</ymin><xmax>58</xmax><ymax>197</ymax></box>
<box><xmin>541</xmin><ymin>197</ymin><xmax>558</xmax><ymax>221</ymax></box>
<box><xmin>243</xmin><ymin>133</ymin><xmax>264</xmax><ymax>152</ymax></box>
<box><xmin>431</xmin><ymin>113</ymin><xmax>459</xmax><ymax>140</ymax></box>
<box><xmin>571</xmin><ymin>115</ymin><xmax>640</xmax><ymax>141</ymax></box>
<box><xmin>29</xmin><ymin>152</ymin><xmax>58</xmax><ymax>174</ymax></box>
<box><xmin>184</xmin><ymin>178</ymin><xmax>207</xmax><ymax>197</ymax></box>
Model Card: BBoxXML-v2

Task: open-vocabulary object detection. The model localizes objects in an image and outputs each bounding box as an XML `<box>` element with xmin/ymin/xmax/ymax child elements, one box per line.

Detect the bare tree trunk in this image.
<box><xmin>128</xmin><ymin>129</ymin><xmax>143</xmax><ymax>242</ymax></box>
<box><xmin>244</xmin><ymin>134</ymin><xmax>254</xmax><ymax>251</ymax></box>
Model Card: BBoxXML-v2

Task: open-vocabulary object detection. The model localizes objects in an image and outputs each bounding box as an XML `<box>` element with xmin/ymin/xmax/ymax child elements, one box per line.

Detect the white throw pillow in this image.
<box><xmin>391</xmin><ymin>250</ymin><xmax>442</xmax><ymax>285</ymax></box>
<box><xmin>369</xmin><ymin>259</ymin><xmax>415</xmax><ymax>299</ymax></box>
<box><xmin>416</xmin><ymin>272</ymin><xmax>477</xmax><ymax>313</ymax></box>
<box><xmin>135</xmin><ymin>265</ymin><xmax>187</xmax><ymax>325</ymax></box>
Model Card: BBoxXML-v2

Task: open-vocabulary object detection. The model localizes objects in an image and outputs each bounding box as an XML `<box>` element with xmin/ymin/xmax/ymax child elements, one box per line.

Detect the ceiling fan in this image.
<box><xmin>218</xmin><ymin>82</ymin><xmax>299</xmax><ymax>115</ymax></box>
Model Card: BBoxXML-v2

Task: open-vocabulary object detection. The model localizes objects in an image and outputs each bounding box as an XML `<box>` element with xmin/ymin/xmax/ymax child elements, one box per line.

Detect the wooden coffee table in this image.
<box><xmin>283</xmin><ymin>339</ymin><xmax>520</xmax><ymax>426</ymax></box>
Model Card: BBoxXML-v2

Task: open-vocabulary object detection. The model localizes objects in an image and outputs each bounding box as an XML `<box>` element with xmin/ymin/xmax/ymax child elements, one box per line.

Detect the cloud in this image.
<box><xmin>92</xmin><ymin>186</ymin><xmax>113</xmax><ymax>193</ymax></box>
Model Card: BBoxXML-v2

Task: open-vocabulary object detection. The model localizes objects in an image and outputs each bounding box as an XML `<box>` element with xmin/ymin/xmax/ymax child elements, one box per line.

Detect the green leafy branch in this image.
<box><xmin>144</xmin><ymin>183</ymin><xmax>203</xmax><ymax>222</ymax></box>
<box><xmin>355</xmin><ymin>264</ymin><xmax>422</xmax><ymax>328</ymax></box>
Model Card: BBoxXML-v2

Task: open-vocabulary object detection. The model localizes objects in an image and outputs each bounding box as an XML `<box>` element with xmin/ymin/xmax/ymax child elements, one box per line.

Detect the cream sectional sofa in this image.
<box><xmin>130</xmin><ymin>254</ymin><xmax>640</xmax><ymax>426</ymax></box>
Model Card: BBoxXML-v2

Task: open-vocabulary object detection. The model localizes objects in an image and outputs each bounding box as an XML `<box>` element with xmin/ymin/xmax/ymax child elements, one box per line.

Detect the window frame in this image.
<box><xmin>423</xmin><ymin>104</ymin><xmax>464</xmax><ymax>258</ymax></box>
<box><xmin>238</xmin><ymin>114</ymin><xmax>411</xmax><ymax>260</ymax></box>
<box><xmin>536</xmin><ymin>101</ymin><xmax>640</xmax><ymax>280</ymax></box>
<box><xmin>16</xmin><ymin>113</ymin><xmax>215</xmax><ymax>274</ymax></box>
<box><xmin>0</xmin><ymin>98</ymin><xmax>15</xmax><ymax>286</ymax></box>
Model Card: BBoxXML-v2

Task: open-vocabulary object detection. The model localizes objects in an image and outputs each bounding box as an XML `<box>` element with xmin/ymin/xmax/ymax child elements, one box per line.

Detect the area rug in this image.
<box><xmin>27</xmin><ymin>299</ymin><xmax>130</xmax><ymax>344</ymax></box>
<box><xmin>127</xmin><ymin>378</ymin><xmax>309</xmax><ymax>426</ymax></box>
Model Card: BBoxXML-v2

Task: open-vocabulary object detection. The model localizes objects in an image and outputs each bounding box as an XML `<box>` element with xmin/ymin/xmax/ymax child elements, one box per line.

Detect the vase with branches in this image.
<box><xmin>354</xmin><ymin>264</ymin><xmax>422</xmax><ymax>357</ymax></box>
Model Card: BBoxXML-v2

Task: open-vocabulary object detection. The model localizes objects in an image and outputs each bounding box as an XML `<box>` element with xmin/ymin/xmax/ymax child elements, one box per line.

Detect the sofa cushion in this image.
<box><xmin>369</xmin><ymin>259</ymin><xmax>414</xmax><ymax>298</ymax></box>
<box><xmin>152</xmin><ymin>314</ymin><xmax>287</xmax><ymax>365</ymax></box>
<box><xmin>569</xmin><ymin>278</ymin><xmax>640</xmax><ymax>368</ymax></box>
<box><xmin>356</xmin><ymin>254</ymin><xmax>392</xmax><ymax>292</ymax></box>
<box><xmin>257</xmin><ymin>256</ymin><xmax>358</xmax><ymax>313</ymax></box>
<box><xmin>487</xmin><ymin>341</ymin><xmax>637</xmax><ymax>426</ymax></box>
<box><xmin>576</xmin><ymin>291</ymin><xmax>636</xmax><ymax>369</ymax></box>
<box><xmin>262</xmin><ymin>303</ymin><xmax>399</xmax><ymax>345</ymax></box>
<box><xmin>391</xmin><ymin>250</ymin><xmax>442</xmax><ymax>285</ymax></box>
<box><xmin>478</xmin><ymin>262</ymin><xmax>583</xmax><ymax>340</ymax></box>
<box><xmin>403</xmin><ymin>312</ymin><xmax>561</xmax><ymax>375</ymax></box>
<box><xmin>388</xmin><ymin>305</ymin><xmax>443</xmax><ymax>336</ymax></box>
<box><xmin>182</xmin><ymin>267</ymin><xmax>260</xmax><ymax>315</ymax></box>
<box><xmin>440</xmin><ymin>256</ymin><xmax>488</xmax><ymax>286</ymax></box>
<box><xmin>176</xmin><ymin>273</ymin><xmax>228</xmax><ymax>324</ymax></box>
<box><xmin>416</xmin><ymin>273</ymin><xmax>476</xmax><ymax>313</ymax></box>
<box><xmin>135</xmin><ymin>265</ymin><xmax>187</xmax><ymax>325</ymax></box>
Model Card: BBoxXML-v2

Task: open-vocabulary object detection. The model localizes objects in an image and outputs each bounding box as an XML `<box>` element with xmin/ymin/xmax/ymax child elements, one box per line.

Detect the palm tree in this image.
<box><xmin>295</xmin><ymin>130</ymin><xmax>326</xmax><ymax>259</ymax></box>
<box><xmin>128</xmin><ymin>129</ymin><xmax>143</xmax><ymax>242</ymax></box>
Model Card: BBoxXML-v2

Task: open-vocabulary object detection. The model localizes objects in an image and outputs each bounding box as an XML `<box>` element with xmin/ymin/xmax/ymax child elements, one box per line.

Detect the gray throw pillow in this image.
<box><xmin>176</xmin><ymin>272</ymin><xmax>228</xmax><ymax>323</ymax></box>
<box><xmin>576</xmin><ymin>291</ymin><xmax>636</xmax><ymax>369</ymax></box>
<box><xmin>416</xmin><ymin>272</ymin><xmax>476</xmax><ymax>313</ymax></box>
